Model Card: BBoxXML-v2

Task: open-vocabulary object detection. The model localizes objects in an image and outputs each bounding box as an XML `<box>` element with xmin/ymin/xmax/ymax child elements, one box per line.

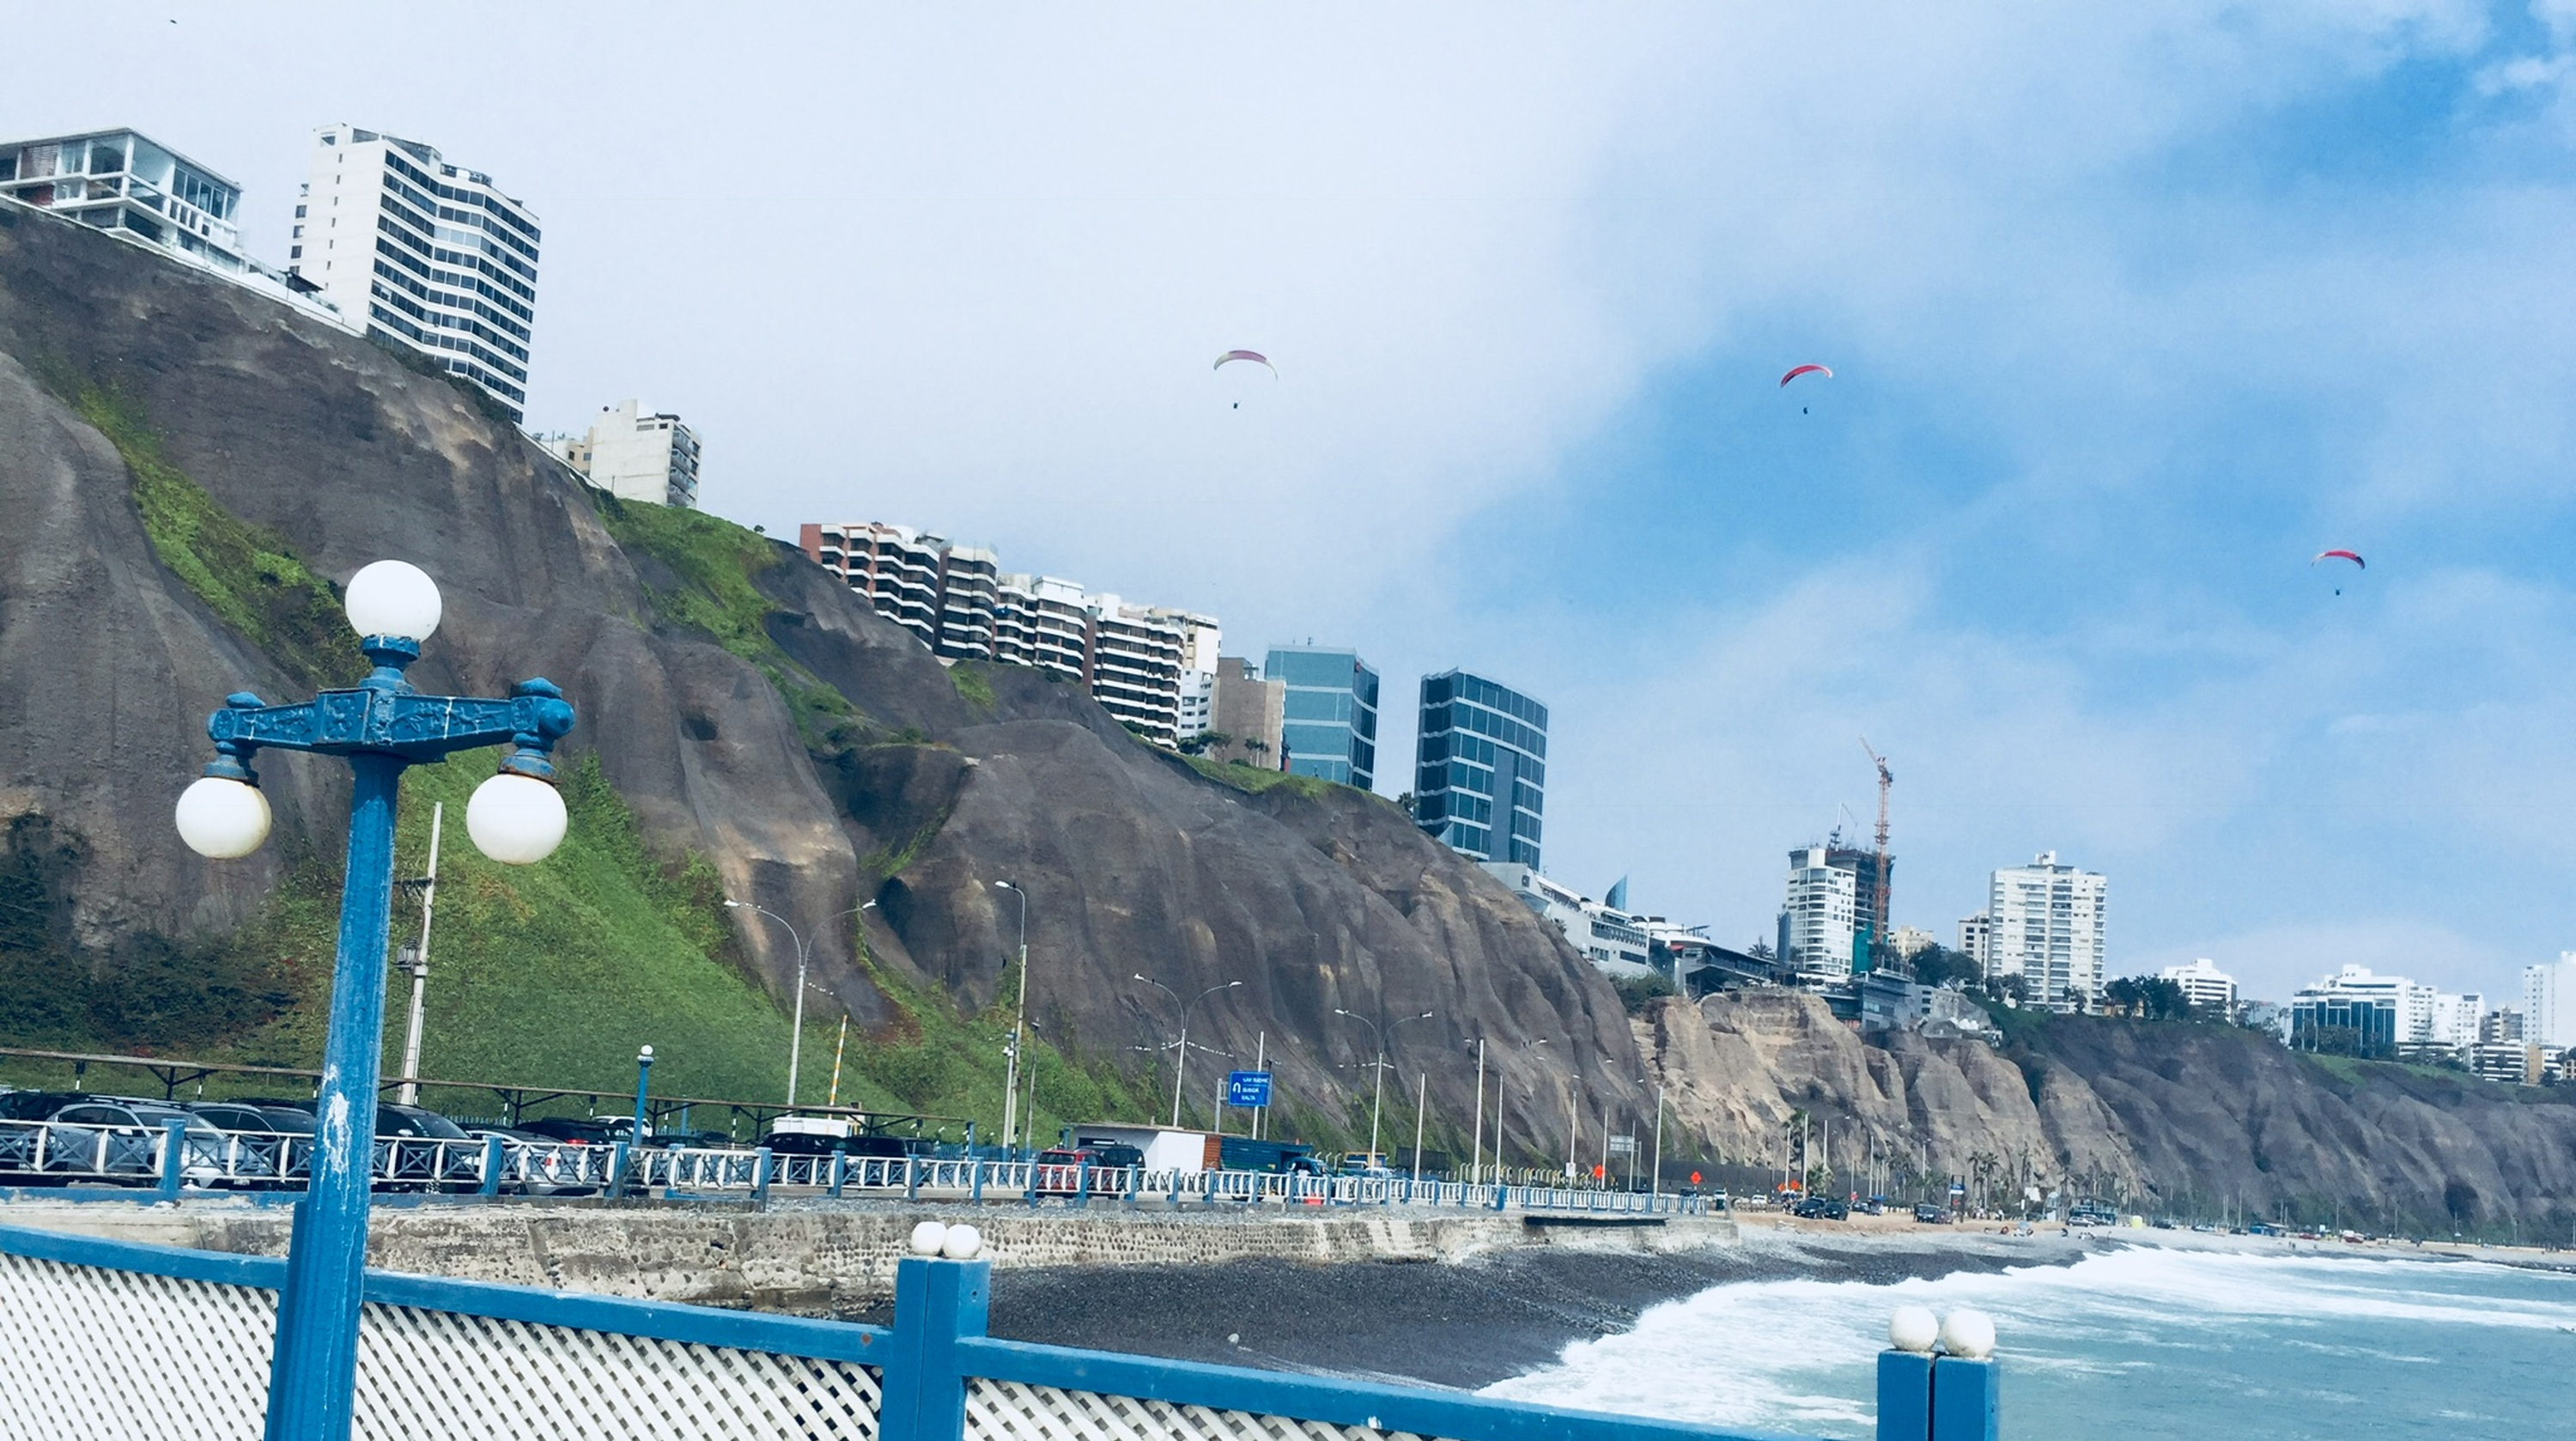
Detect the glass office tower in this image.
<box><xmin>1263</xmin><ymin>646</ymin><xmax>1379</xmax><ymax>788</ymax></box>
<box><xmin>1412</xmin><ymin>670</ymin><xmax>1546</xmax><ymax>866</ymax></box>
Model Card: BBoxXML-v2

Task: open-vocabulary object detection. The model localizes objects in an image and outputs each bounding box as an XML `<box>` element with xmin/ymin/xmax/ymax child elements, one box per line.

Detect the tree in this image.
<box><xmin>1178</xmin><ymin>730</ymin><xmax>1231</xmax><ymax>757</ymax></box>
<box><xmin>1908</xmin><ymin>945</ymin><xmax>1980</xmax><ymax>989</ymax></box>
<box><xmin>2104</xmin><ymin>976</ymin><xmax>2195</xmax><ymax>1021</ymax></box>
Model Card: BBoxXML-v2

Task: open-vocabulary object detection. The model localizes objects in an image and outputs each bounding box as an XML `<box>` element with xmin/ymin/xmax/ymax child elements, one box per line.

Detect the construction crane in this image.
<box><xmin>1858</xmin><ymin>737</ymin><xmax>1893</xmax><ymax>946</ymax></box>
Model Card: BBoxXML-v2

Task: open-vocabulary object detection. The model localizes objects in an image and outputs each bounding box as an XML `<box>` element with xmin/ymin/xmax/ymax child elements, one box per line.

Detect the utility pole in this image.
<box><xmin>1413</xmin><ymin>1073</ymin><xmax>1428</xmax><ymax>1185</ymax></box>
<box><xmin>994</xmin><ymin>882</ymin><xmax>1029</xmax><ymax>1154</ymax></box>
<box><xmin>394</xmin><ymin>802</ymin><xmax>442</xmax><ymax>1107</ymax></box>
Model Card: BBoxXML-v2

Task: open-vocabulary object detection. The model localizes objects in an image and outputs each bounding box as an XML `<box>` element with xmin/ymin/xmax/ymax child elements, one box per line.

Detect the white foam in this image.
<box><xmin>1480</xmin><ymin>1247</ymin><xmax>2576</xmax><ymax>1435</ymax></box>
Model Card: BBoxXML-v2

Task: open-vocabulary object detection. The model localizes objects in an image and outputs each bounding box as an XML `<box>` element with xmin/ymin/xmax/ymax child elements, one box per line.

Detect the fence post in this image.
<box><xmin>1876</xmin><ymin>1350</ymin><xmax>1933</xmax><ymax>1441</ymax></box>
<box><xmin>830</xmin><ymin>1153</ymin><xmax>848</xmax><ymax>1198</ymax></box>
<box><xmin>1930</xmin><ymin>1357</ymin><xmax>1999</xmax><ymax>1441</ymax></box>
<box><xmin>907</xmin><ymin>1153</ymin><xmax>920</xmax><ymax>1202</ymax></box>
<box><xmin>156</xmin><ymin>1119</ymin><xmax>188</xmax><ymax>1202</ymax></box>
<box><xmin>880</xmin><ymin>1254</ymin><xmax>992</xmax><ymax>1441</ymax></box>
<box><xmin>753</xmin><ymin>1146</ymin><xmax>773</xmax><ymax>1204</ymax></box>
<box><xmin>1074</xmin><ymin>1159</ymin><xmax>1090</xmax><ymax>1210</ymax></box>
<box><xmin>477</xmin><ymin>1134</ymin><xmax>504</xmax><ymax>1197</ymax></box>
<box><xmin>607</xmin><ymin>1141</ymin><xmax>630</xmax><ymax>1201</ymax></box>
<box><xmin>970</xmin><ymin>1158</ymin><xmax>985</xmax><ymax>1205</ymax></box>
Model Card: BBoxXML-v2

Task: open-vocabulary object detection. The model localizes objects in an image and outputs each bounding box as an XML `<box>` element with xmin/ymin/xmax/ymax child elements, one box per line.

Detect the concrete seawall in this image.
<box><xmin>0</xmin><ymin>1200</ymin><xmax>1738</xmax><ymax>1315</ymax></box>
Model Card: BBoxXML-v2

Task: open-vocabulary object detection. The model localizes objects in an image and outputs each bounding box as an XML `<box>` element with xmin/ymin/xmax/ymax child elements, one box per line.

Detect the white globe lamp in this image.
<box><xmin>1940</xmin><ymin>1309</ymin><xmax>1996</xmax><ymax>1359</ymax></box>
<box><xmin>940</xmin><ymin>1224</ymin><xmax>982</xmax><ymax>1260</ymax></box>
<box><xmin>343</xmin><ymin>560</ymin><xmax>443</xmax><ymax>641</ymax></box>
<box><xmin>908</xmin><ymin>1221</ymin><xmax>949</xmax><ymax>1256</ymax></box>
<box><xmin>466</xmin><ymin>771</ymin><xmax>567</xmax><ymax>865</ymax></box>
<box><xmin>1888</xmin><ymin>1305</ymin><xmax>1939</xmax><ymax>1354</ymax></box>
<box><xmin>175</xmin><ymin>776</ymin><xmax>272</xmax><ymax>859</ymax></box>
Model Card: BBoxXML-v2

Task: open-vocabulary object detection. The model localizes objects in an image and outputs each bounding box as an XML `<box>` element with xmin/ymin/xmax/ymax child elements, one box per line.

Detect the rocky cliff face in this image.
<box><xmin>0</xmin><ymin>204</ymin><xmax>1640</xmax><ymax>1142</ymax></box>
<box><xmin>1641</xmin><ymin>991</ymin><xmax>2576</xmax><ymax>1232</ymax></box>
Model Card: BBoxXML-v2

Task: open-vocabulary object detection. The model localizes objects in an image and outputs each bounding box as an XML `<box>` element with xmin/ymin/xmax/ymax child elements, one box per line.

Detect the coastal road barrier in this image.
<box><xmin>0</xmin><ymin>1121</ymin><xmax>1721</xmax><ymax>1219</ymax></box>
<box><xmin>0</xmin><ymin>1217</ymin><xmax>1999</xmax><ymax>1441</ymax></box>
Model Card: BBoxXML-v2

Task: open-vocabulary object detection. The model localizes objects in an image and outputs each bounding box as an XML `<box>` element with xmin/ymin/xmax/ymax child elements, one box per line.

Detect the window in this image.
<box><xmin>88</xmin><ymin>142</ymin><xmax>125</xmax><ymax>174</ymax></box>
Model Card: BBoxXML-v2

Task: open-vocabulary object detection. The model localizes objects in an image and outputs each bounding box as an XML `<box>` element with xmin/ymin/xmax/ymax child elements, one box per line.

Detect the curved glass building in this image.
<box><xmin>1412</xmin><ymin>670</ymin><xmax>1546</xmax><ymax>866</ymax></box>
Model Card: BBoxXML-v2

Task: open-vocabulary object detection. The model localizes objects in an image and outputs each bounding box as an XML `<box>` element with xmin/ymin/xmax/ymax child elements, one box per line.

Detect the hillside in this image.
<box><xmin>1641</xmin><ymin>991</ymin><xmax>2576</xmax><ymax>1238</ymax></box>
<box><xmin>0</xmin><ymin>202</ymin><xmax>1637</xmax><ymax>1152</ymax></box>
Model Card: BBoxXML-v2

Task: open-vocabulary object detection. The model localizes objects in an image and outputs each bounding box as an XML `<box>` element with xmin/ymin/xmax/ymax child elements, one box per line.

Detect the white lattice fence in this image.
<box><xmin>0</xmin><ymin>1247</ymin><xmax>276</xmax><ymax>1441</ymax></box>
<box><xmin>967</xmin><ymin>1378</ymin><xmax>1428</xmax><ymax>1441</ymax></box>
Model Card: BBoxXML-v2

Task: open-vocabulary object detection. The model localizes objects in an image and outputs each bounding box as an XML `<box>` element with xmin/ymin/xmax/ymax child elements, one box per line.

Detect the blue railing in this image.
<box><xmin>0</xmin><ymin>1219</ymin><xmax>1996</xmax><ymax>1441</ymax></box>
<box><xmin>0</xmin><ymin>1117</ymin><xmax>1721</xmax><ymax>1217</ymax></box>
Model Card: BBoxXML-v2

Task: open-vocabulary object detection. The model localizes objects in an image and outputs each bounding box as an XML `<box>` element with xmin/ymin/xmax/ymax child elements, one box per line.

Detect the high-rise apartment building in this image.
<box><xmin>1264</xmin><ymin>646</ymin><xmax>1379</xmax><ymax>788</ymax></box>
<box><xmin>1781</xmin><ymin>846</ymin><xmax>1858</xmax><ymax>980</ymax></box>
<box><xmin>2524</xmin><ymin>952</ymin><xmax>2576</xmax><ymax>1048</ymax></box>
<box><xmin>1</xmin><ymin>131</ymin><xmax>249</xmax><ymax>275</ymax></box>
<box><xmin>797</xmin><ymin>521</ymin><xmax>1218</xmax><ymax>745</ymax></box>
<box><xmin>2158</xmin><ymin>958</ymin><xmax>2238</xmax><ymax>1015</ymax></box>
<box><xmin>1958</xmin><ymin>911</ymin><xmax>1993</xmax><ymax>966</ymax></box>
<box><xmin>289</xmin><ymin>125</ymin><xmax>540</xmax><ymax>423</ymax></box>
<box><xmin>1983</xmin><ymin>851</ymin><xmax>2109</xmax><ymax>1010</ymax></box>
<box><xmin>544</xmin><ymin>400</ymin><xmax>700</xmax><ymax>508</ymax></box>
<box><xmin>1412</xmin><ymin>671</ymin><xmax>1546</xmax><ymax>866</ymax></box>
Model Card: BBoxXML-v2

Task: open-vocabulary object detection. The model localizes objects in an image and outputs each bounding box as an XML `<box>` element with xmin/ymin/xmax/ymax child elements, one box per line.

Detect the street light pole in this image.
<box><xmin>1333</xmin><ymin>1007</ymin><xmax>1433</xmax><ymax>1161</ymax></box>
<box><xmin>725</xmin><ymin>900</ymin><xmax>809</xmax><ymax>1105</ymax></box>
<box><xmin>1469</xmin><ymin>1039</ymin><xmax>1486</xmax><ymax>1184</ymax></box>
<box><xmin>995</xmin><ymin>881</ymin><xmax>1029</xmax><ymax>1154</ymax></box>
<box><xmin>1135</xmin><ymin>975</ymin><xmax>1241</xmax><ymax>1128</ymax></box>
<box><xmin>393</xmin><ymin>801</ymin><xmax>441</xmax><ymax>1107</ymax></box>
<box><xmin>173</xmin><ymin>560</ymin><xmax>574</xmax><ymax>1441</ymax></box>
<box><xmin>632</xmin><ymin>1045</ymin><xmax>653</xmax><ymax>1144</ymax></box>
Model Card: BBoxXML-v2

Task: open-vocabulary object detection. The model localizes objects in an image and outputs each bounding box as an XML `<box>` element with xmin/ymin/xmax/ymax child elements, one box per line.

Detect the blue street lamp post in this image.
<box><xmin>173</xmin><ymin>561</ymin><xmax>575</xmax><ymax>1441</ymax></box>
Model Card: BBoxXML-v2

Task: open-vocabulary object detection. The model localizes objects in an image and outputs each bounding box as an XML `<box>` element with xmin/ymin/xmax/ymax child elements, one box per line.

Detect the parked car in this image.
<box><xmin>518</xmin><ymin>1116</ymin><xmax>622</xmax><ymax>1147</ymax></box>
<box><xmin>1031</xmin><ymin>1145</ymin><xmax>1143</xmax><ymax>1195</ymax></box>
<box><xmin>37</xmin><ymin>1100</ymin><xmax>234</xmax><ymax>1187</ymax></box>
<box><xmin>1791</xmin><ymin>1195</ymin><xmax>1850</xmax><ymax>1220</ymax></box>
<box><xmin>1335</xmin><ymin>1152</ymin><xmax>1394</xmax><ymax>1181</ymax></box>
<box><xmin>0</xmin><ymin>1091</ymin><xmax>108</xmax><ymax>1122</ymax></box>
<box><xmin>467</xmin><ymin>1127</ymin><xmax>598</xmax><ymax>1197</ymax></box>
<box><xmin>1914</xmin><ymin>1203</ymin><xmax>1952</xmax><ymax>1225</ymax></box>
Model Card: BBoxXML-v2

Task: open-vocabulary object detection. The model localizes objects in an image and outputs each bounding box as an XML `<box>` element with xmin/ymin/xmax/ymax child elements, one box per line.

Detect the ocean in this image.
<box><xmin>1482</xmin><ymin>1243</ymin><xmax>2576</xmax><ymax>1439</ymax></box>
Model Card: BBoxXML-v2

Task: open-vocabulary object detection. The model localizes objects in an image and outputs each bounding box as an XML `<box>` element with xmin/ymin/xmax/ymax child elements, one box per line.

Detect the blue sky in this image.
<box><xmin>20</xmin><ymin>3</ymin><xmax>2576</xmax><ymax>1003</ymax></box>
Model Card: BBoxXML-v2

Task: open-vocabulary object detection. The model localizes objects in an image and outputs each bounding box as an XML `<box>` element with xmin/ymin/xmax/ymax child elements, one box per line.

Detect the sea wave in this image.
<box><xmin>1479</xmin><ymin>1246</ymin><xmax>2576</xmax><ymax>1438</ymax></box>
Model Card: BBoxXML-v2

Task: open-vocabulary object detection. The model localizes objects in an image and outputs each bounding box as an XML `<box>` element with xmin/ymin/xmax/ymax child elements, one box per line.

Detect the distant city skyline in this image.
<box><xmin>23</xmin><ymin>8</ymin><xmax>2576</xmax><ymax>1006</ymax></box>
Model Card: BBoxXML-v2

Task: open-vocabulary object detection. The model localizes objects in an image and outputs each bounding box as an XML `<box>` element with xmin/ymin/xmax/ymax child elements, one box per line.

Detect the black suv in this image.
<box><xmin>1792</xmin><ymin>1195</ymin><xmax>1850</xmax><ymax>1220</ymax></box>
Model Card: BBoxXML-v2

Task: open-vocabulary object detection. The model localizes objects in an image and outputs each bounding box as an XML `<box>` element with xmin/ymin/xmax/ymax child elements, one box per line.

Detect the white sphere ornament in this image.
<box><xmin>175</xmin><ymin>776</ymin><xmax>271</xmax><ymax>859</ymax></box>
<box><xmin>1940</xmin><ymin>1309</ymin><xmax>1997</xmax><ymax>1359</ymax></box>
<box><xmin>343</xmin><ymin>560</ymin><xmax>443</xmax><ymax>641</ymax></box>
<box><xmin>1888</xmin><ymin>1305</ymin><xmax>1940</xmax><ymax>1353</ymax></box>
<box><xmin>908</xmin><ymin>1221</ymin><xmax>949</xmax><ymax>1256</ymax></box>
<box><xmin>466</xmin><ymin>772</ymin><xmax>568</xmax><ymax>865</ymax></box>
<box><xmin>940</xmin><ymin>1224</ymin><xmax>982</xmax><ymax>1260</ymax></box>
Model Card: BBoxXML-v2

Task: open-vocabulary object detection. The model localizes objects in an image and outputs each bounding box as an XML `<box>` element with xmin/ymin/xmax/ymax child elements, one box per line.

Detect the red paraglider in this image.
<box><xmin>1213</xmin><ymin>350</ymin><xmax>1277</xmax><ymax>376</ymax></box>
<box><xmin>1779</xmin><ymin>363</ymin><xmax>1832</xmax><ymax>387</ymax></box>
<box><xmin>2312</xmin><ymin>549</ymin><xmax>2364</xmax><ymax>568</ymax></box>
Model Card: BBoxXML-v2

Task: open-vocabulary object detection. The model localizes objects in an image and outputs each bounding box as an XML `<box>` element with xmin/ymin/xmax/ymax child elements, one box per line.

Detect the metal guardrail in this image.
<box><xmin>0</xmin><ymin>1118</ymin><xmax>1722</xmax><ymax>1215</ymax></box>
<box><xmin>0</xmin><ymin>1220</ymin><xmax>2001</xmax><ymax>1441</ymax></box>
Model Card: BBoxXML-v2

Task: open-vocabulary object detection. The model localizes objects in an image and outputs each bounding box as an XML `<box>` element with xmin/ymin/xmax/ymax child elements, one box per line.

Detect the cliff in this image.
<box><xmin>1640</xmin><ymin>990</ymin><xmax>2576</xmax><ymax>1235</ymax></box>
<box><xmin>0</xmin><ymin>201</ymin><xmax>1638</xmax><ymax>1146</ymax></box>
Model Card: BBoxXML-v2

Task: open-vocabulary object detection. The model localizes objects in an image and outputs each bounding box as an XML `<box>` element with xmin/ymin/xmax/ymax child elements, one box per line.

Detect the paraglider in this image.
<box><xmin>1214</xmin><ymin>350</ymin><xmax>1275</xmax><ymax>407</ymax></box>
<box><xmin>1781</xmin><ymin>362</ymin><xmax>1830</xmax><ymax>412</ymax></box>
<box><xmin>2313</xmin><ymin>549</ymin><xmax>2364</xmax><ymax>595</ymax></box>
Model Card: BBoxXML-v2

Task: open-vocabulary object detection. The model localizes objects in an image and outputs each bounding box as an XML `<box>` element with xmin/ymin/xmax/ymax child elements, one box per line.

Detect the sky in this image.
<box><xmin>18</xmin><ymin>2</ymin><xmax>2576</xmax><ymax>1004</ymax></box>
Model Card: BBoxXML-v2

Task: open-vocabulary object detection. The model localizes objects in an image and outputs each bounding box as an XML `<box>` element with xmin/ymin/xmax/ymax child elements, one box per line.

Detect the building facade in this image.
<box><xmin>1782</xmin><ymin>846</ymin><xmax>1859</xmax><ymax>981</ymax></box>
<box><xmin>2</xmin><ymin>131</ymin><xmax>248</xmax><ymax>274</ymax></box>
<box><xmin>289</xmin><ymin>125</ymin><xmax>540</xmax><ymax>423</ymax></box>
<box><xmin>1206</xmin><ymin>657</ymin><xmax>1285</xmax><ymax>767</ymax></box>
<box><xmin>2158</xmin><ymin>958</ymin><xmax>2239</xmax><ymax>1015</ymax></box>
<box><xmin>797</xmin><ymin>520</ymin><xmax>1218</xmax><ymax>745</ymax></box>
<box><xmin>1263</xmin><ymin>646</ymin><xmax>1379</xmax><ymax>788</ymax></box>
<box><xmin>1482</xmin><ymin>863</ymin><xmax>1652</xmax><ymax>976</ymax></box>
<box><xmin>1983</xmin><ymin>852</ymin><xmax>2109</xmax><ymax>1010</ymax></box>
<box><xmin>2288</xmin><ymin>965</ymin><xmax>2486</xmax><ymax>1059</ymax></box>
<box><xmin>1959</xmin><ymin>911</ymin><xmax>1994</xmax><ymax>968</ymax></box>
<box><xmin>1412</xmin><ymin>671</ymin><xmax>1546</xmax><ymax>866</ymax></box>
<box><xmin>544</xmin><ymin>400</ymin><xmax>699</xmax><ymax>508</ymax></box>
<box><xmin>2524</xmin><ymin>953</ymin><xmax>2576</xmax><ymax>1049</ymax></box>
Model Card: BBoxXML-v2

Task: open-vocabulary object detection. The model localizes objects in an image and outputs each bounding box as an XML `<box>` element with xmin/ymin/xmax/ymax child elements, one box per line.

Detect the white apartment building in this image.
<box><xmin>1959</xmin><ymin>911</ymin><xmax>1993</xmax><ymax>966</ymax></box>
<box><xmin>2</xmin><ymin>131</ymin><xmax>248</xmax><ymax>274</ymax></box>
<box><xmin>1783</xmin><ymin>847</ymin><xmax>1857</xmax><ymax>981</ymax></box>
<box><xmin>799</xmin><ymin>522</ymin><xmax>1219</xmax><ymax>745</ymax></box>
<box><xmin>2158</xmin><ymin>958</ymin><xmax>2239</xmax><ymax>1015</ymax></box>
<box><xmin>1984</xmin><ymin>852</ymin><xmax>2109</xmax><ymax>1010</ymax></box>
<box><xmin>1484</xmin><ymin>863</ymin><xmax>1653</xmax><ymax>976</ymax></box>
<box><xmin>2524</xmin><ymin>953</ymin><xmax>2576</xmax><ymax>1049</ymax></box>
<box><xmin>544</xmin><ymin>400</ymin><xmax>700</xmax><ymax>508</ymax></box>
<box><xmin>2292</xmin><ymin>965</ymin><xmax>2486</xmax><ymax>1055</ymax></box>
<box><xmin>289</xmin><ymin>125</ymin><xmax>540</xmax><ymax>423</ymax></box>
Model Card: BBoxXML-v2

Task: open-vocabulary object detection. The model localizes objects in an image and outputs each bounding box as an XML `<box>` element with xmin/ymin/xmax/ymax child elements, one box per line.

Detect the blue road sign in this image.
<box><xmin>1225</xmin><ymin>1071</ymin><xmax>1273</xmax><ymax>1108</ymax></box>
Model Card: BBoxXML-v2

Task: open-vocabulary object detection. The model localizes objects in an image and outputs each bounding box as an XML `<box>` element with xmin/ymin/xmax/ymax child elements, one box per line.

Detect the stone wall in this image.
<box><xmin>0</xmin><ymin>1200</ymin><xmax>1736</xmax><ymax>1315</ymax></box>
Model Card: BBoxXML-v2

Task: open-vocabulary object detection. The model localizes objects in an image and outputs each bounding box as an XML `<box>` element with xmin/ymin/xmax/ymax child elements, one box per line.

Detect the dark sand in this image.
<box><xmin>898</xmin><ymin>1230</ymin><xmax>2087</xmax><ymax>1389</ymax></box>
